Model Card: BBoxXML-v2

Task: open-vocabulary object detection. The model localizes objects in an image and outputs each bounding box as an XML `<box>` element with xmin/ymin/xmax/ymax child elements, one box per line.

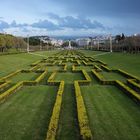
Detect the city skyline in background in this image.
<box><xmin>0</xmin><ymin>0</ymin><xmax>140</xmax><ymax>37</ymax></box>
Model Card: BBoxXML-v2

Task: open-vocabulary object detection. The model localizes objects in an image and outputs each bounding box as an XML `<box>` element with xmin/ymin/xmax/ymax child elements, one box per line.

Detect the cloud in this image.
<box><xmin>0</xmin><ymin>20</ymin><xmax>9</xmax><ymax>30</ymax></box>
<box><xmin>31</xmin><ymin>19</ymin><xmax>61</xmax><ymax>30</ymax></box>
<box><xmin>0</xmin><ymin>14</ymin><xmax>105</xmax><ymax>32</ymax></box>
<box><xmin>48</xmin><ymin>13</ymin><xmax>105</xmax><ymax>30</ymax></box>
<box><xmin>51</xmin><ymin>0</ymin><xmax>140</xmax><ymax>18</ymax></box>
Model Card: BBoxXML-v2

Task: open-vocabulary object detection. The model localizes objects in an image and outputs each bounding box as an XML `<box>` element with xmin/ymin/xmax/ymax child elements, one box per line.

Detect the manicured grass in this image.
<box><xmin>56</xmin><ymin>84</ymin><xmax>80</xmax><ymax>140</ymax></box>
<box><xmin>0</xmin><ymin>50</ymin><xmax>140</xmax><ymax>140</ymax></box>
<box><xmin>9</xmin><ymin>72</ymin><xmax>39</xmax><ymax>83</ymax></box>
<box><xmin>81</xmin><ymin>85</ymin><xmax>140</xmax><ymax>140</ymax></box>
<box><xmin>0</xmin><ymin>51</ymin><xmax>59</xmax><ymax>78</ymax></box>
<box><xmin>75</xmin><ymin>66</ymin><xmax>94</xmax><ymax>72</ymax></box>
<box><xmin>0</xmin><ymin>85</ymin><xmax>57</xmax><ymax>140</ymax></box>
<box><xmin>80</xmin><ymin>50</ymin><xmax>140</xmax><ymax>77</ymax></box>
<box><xmin>100</xmin><ymin>71</ymin><xmax>127</xmax><ymax>82</ymax></box>
<box><xmin>54</xmin><ymin>72</ymin><xmax>84</xmax><ymax>83</ymax></box>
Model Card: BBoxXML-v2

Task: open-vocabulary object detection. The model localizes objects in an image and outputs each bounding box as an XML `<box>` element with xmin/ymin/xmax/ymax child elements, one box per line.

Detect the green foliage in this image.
<box><xmin>0</xmin><ymin>34</ymin><xmax>27</xmax><ymax>52</ymax></box>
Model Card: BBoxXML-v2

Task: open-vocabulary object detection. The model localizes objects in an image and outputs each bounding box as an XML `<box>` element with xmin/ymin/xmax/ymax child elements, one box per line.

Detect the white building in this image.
<box><xmin>76</xmin><ymin>38</ymin><xmax>90</xmax><ymax>47</ymax></box>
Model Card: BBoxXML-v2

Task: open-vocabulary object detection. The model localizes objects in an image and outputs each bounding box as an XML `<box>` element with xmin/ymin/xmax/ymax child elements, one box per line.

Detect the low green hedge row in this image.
<box><xmin>0</xmin><ymin>81</ymin><xmax>11</xmax><ymax>92</ymax></box>
<box><xmin>29</xmin><ymin>64</ymin><xmax>40</xmax><ymax>71</ymax></box>
<box><xmin>82</xmin><ymin>60</ymin><xmax>87</xmax><ymax>65</ymax></box>
<box><xmin>74</xmin><ymin>81</ymin><xmax>93</xmax><ymax>140</ymax></box>
<box><xmin>96</xmin><ymin>60</ymin><xmax>107</xmax><ymax>65</ymax></box>
<box><xmin>35</xmin><ymin>69</ymin><xmax>48</xmax><ymax>83</ymax></box>
<box><xmin>101</xmin><ymin>65</ymin><xmax>112</xmax><ymax>72</ymax></box>
<box><xmin>127</xmin><ymin>79</ymin><xmax>140</xmax><ymax>93</ymax></box>
<box><xmin>77</xmin><ymin>60</ymin><xmax>81</xmax><ymax>65</ymax></box>
<box><xmin>47</xmin><ymin>72</ymin><xmax>59</xmax><ymax>86</ymax></box>
<box><xmin>21</xmin><ymin>70</ymin><xmax>32</xmax><ymax>73</ymax></box>
<box><xmin>63</xmin><ymin>64</ymin><xmax>67</xmax><ymax>72</ymax></box>
<box><xmin>72</xmin><ymin>65</ymin><xmax>76</xmax><ymax>71</ymax></box>
<box><xmin>115</xmin><ymin>80</ymin><xmax>140</xmax><ymax>102</ymax></box>
<box><xmin>46</xmin><ymin>81</ymin><xmax>65</xmax><ymax>140</ymax></box>
<box><xmin>94</xmin><ymin>65</ymin><xmax>102</xmax><ymax>72</ymax></box>
<box><xmin>82</xmin><ymin>70</ymin><xmax>91</xmax><ymax>81</ymax></box>
<box><xmin>0</xmin><ymin>81</ymin><xmax>24</xmax><ymax>102</ymax></box>
<box><xmin>30</xmin><ymin>60</ymin><xmax>41</xmax><ymax>66</ymax></box>
<box><xmin>0</xmin><ymin>70</ymin><xmax>21</xmax><ymax>81</ymax></box>
<box><xmin>117</xmin><ymin>69</ymin><xmax>139</xmax><ymax>80</ymax></box>
<box><xmin>91</xmin><ymin>70</ymin><xmax>115</xmax><ymax>85</ymax></box>
<box><xmin>59</xmin><ymin>60</ymin><xmax>62</xmax><ymax>65</ymax></box>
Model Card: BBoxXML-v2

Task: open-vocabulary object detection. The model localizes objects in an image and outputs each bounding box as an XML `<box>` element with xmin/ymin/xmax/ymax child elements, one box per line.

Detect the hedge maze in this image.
<box><xmin>0</xmin><ymin>50</ymin><xmax>140</xmax><ymax>140</ymax></box>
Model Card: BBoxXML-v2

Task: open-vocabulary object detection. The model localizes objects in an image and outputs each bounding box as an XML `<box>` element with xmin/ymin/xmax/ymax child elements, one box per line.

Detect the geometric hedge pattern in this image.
<box><xmin>0</xmin><ymin>50</ymin><xmax>140</xmax><ymax>140</ymax></box>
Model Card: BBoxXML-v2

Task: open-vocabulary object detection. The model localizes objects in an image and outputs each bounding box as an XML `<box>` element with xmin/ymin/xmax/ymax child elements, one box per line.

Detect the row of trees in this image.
<box><xmin>0</xmin><ymin>33</ymin><xmax>27</xmax><ymax>52</ymax></box>
<box><xmin>85</xmin><ymin>34</ymin><xmax>140</xmax><ymax>53</ymax></box>
<box><xmin>113</xmin><ymin>36</ymin><xmax>140</xmax><ymax>53</ymax></box>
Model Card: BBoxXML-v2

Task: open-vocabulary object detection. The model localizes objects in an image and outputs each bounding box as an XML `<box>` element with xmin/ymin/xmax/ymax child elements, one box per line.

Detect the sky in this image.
<box><xmin>0</xmin><ymin>0</ymin><xmax>140</xmax><ymax>37</ymax></box>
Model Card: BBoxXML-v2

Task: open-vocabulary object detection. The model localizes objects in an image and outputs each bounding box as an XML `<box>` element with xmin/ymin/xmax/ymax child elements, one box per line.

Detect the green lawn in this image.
<box><xmin>54</xmin><ymin>72</ymin><xmax>84</xmax><ymax>83</ymax></box>
<box><xmin>0</xmin><ymin>50</ymin><xmax>140</xmax><ymax>140</ymax></box>
<box><xmin>81</xmin><ymin>85</ymin><xmax>140</xmax><ymax>140</ymax></box>
<box><xmin>80</xmin><ymin>50</ymin><xmax>140</xmax><ymax>77</ymax></box>
<box><xmin>9</xmin><ymin>72</ymin><xmax>39</xmax><ymax>83</ymax></box>
<box><xmin>56</xmin><ymin>84</ymin><xmax>80</xmax><ymax>140</ymax></box>
<box><xmin>100</xmin><ymin>71</ymin><xmax>127</xmax><ymax>82</ymax></box>
<box><xmin>0</xmin><ymin>51</ymin><xmax>58</xmax><ymax>78</ymax></box>
<box><xmin>0</xmin><ymin>85</ymin><xmax>57</xmax><ymax>140</ymax></box>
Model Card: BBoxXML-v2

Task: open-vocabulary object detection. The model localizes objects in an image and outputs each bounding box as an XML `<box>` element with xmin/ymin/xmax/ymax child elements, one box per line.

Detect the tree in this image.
<box><xmin>0</xmin><ymin>36</ymin><xmax>6</xmax><ymax>52</ymax></box>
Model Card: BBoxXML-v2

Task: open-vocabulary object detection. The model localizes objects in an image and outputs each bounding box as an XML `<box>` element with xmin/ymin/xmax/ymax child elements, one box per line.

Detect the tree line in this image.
<box><xmin>86</xmin><ymin>34</ymin><xmax>140</xmax><ymax>53</ymax></box>
<box><xmin>0</xmin><ymin>33</ymin><xmax>27</xmax><ymax>52</ymax></box>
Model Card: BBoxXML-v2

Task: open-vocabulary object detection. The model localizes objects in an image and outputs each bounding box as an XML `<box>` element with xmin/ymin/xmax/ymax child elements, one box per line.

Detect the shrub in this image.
<box><xmin>0</xmin><ymin>81</ymin><xmax>24</xmax><ymax>102</ymax></box>
<box><xmin>0</xmin><ymin>70</ymin><xmax>21</xmax><ymax>81</ymax></box>
<box><xmin>74</xmin><ymin>81</ymin><xmax>93</xmax><ymax>140</ymax></box>
<box><xmin>101</xmin><ymin>65</ymin><xmax>112</xmax><ymax>72</ymax></box>
<box><xmin>35</xmin><ymin>69</ymin><xmax>47</xmax><ymax>83</ymax></box>
<box><xmin>46</xmin><ymin>81</ymin><xmax>64</xmax><ymax>140</ymax></box>
<box><xmin>115</xmin><ymin>80</ymin><xmax>140</xmax><ymax>101</ymax></box>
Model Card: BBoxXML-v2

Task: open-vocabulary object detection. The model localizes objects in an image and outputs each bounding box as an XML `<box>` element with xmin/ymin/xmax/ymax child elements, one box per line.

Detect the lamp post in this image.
<box><xmin>97</xmin><ymin>37</ymin><xmax>100</xmax><ymax>51</ymax></box>
<box><xmin>27</xmin><ymin>35</ymin><xmax>30</xmax><ymax>53</ymax></box>
<box><xmin>40</xmin><ymin>38</ymin><xmax>42</xmax><ymax>51</ymax></box>
<box><xmin>109</xmin><ymin>34</ymin><xmax>112</xmax><ymax>52</ymax></box>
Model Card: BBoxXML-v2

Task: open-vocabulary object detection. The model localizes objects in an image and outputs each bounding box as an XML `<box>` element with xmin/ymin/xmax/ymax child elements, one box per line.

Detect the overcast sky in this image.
<box><xmin>0</xmin><ymin>0</ymin><xmax>140</xmax><ymax>36</ymax></box>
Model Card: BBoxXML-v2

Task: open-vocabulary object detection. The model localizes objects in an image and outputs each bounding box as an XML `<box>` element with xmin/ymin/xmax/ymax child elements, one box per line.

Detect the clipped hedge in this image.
<box><xmin>82</xmin><ymin>70</ymin><xmax>91</xmax><ymax>81</ymax></box>
<box><xmin>91</xmin><ymin>70</ymin><xmax>104</xmax><ymax>84</ymax></box>
<box><xmin>94</xmin><ymin>65</ymin><xmax>102</xmax><ymax>72</ymax></box>
<box><xmin>91</xmin><ymin>70</ymin><xmax>115</xmax><ymax>85</ymax></box>
<box><xmin>101</xmin><ymin>65</ymin><xmax>112</xmax><ymax>72</ymax></box>
<box><xmin>76</xmin><ymin>60</ymin><xmax>81</xmax><ymax>65</ymax></box>
<box><xmin>30</xmin><ymin>60</ymin><xmax>41</xmax><ymax>66</ymax></box>
<box><xmin>46</xmin><ymin>81</ymin><xmax>64</xmax><ymax>140</ymax></box>
<box><xmin>0</xmin><ymin>70</ymin><xmax>21</xmax><ymax>81</ymax></box>
<box><xmin>63</xmin><ymin>64</ymin><xmax>67</xmax><ymax>72</ymax></box>
<box><xmin>117</xmin><ymin>69</ymin><xmax>139</xmax><ymax>80</ymax></box>
<box><xmin>72</xmin><ymin>65</ymin><xmax>76</xmax><ymax>71</ymax></box>
<box><xmin>47</xmin><ymin>72</ymin><xmax>60</xmax><ymax>86</ymax></box>
<box><xmin>0</xmin><ymin>81</ymin><xmax>24</xmax><ymax>102</ymax></box>
<box><xmin>127</xmin><ymin>79</ymin><xmax>140</xmax><ymax>93</ymax></box>
<box><xmin>29</xmin><ymin>64</ymin><xmax>40</xmax><ymax>71</ymax></box>
<box><xmin>115</xmin><ymin>80</ymin><xmax>140</xmax><ymax>101</ymax></box>
<box><xmin>35</xmin><ymin>69</ymin><xmax>48</xmax><ymax>83</ymax></box>
<box><xmin>0</xmin><ymin>81</ymin><xmax>11</xmax><ymax>92</ymax></box>
<box><xmin>74</xmin><ymin>81</ymin><xmax>93</xmax><ymax>140</ymax></box>
<box><xmin>82</xmin><ymin>60</ymin><xmax>87</xmax><ymax>66</ymax></box>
